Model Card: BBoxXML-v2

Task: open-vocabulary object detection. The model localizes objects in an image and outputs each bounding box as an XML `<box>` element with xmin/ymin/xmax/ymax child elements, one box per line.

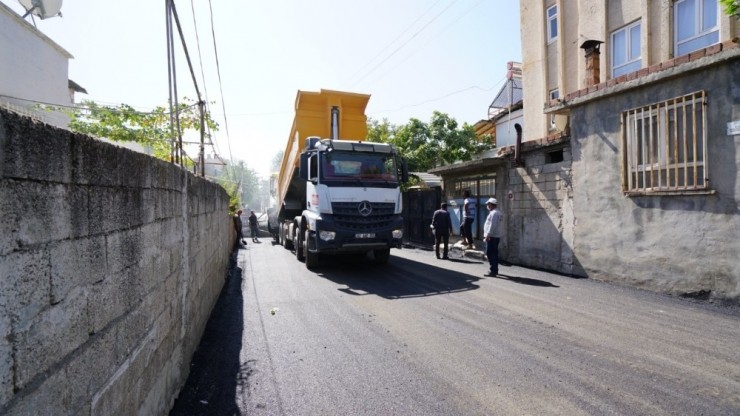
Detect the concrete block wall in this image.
<box><xmin>504</xmin><ymin>145</ymin><xmax>580</xmax><ymax>275</ymax></box>
<box><xmin>0</xmin><ymin>109</ymin><xmax>233</xmax><ymax>415</ymax></box>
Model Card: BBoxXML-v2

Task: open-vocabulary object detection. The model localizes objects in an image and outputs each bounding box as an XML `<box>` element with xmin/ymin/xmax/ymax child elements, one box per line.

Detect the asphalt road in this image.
<box><xmin>170</xmin><ymin>240</ymin><xmax>740</xmax><ymax>416</ymax></box>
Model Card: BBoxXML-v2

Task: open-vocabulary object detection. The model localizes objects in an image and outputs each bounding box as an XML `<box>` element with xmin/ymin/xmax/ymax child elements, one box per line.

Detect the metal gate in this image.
<box><xmin>402</xmin><ymin>187</ymin><xmax>441</xmax><ymax>247</ymax></box>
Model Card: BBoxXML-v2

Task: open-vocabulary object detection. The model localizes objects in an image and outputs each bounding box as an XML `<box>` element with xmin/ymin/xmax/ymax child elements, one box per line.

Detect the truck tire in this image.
<box><xmin>282</xmin><ymin>226</ymin><xmax>293</xmax><ymax>250</ymax></box>
<box><xmin>304</xmin><ymin>230</ymin><xmax>319</xmax><ymax>269</ymax></box>
<box><xmin>373</xmin><ymin>248</ymin><xmax>390</xmax><ymax>264</ymax></box>
<box><xmin>295</xmin><ymin>228</ymin><xmax>305</xmax><ymax>261</ymax></box>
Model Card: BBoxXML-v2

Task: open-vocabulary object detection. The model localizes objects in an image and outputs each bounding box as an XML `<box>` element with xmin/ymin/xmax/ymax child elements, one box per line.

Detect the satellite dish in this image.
<box><xmin>18</xmin><ymin>0</ymin><xmax>63</xmax><ymax>20</ymax></box>
<box><xmin>554</xmin><ymin>114</ymin><xmax>570</xmax><ymax>131</ymax></box>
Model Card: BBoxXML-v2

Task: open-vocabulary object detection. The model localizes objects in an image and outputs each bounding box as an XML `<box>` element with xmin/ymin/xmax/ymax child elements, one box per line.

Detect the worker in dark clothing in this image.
<box><xmin>233</xmin><ymin>209</ymin><xmax>246</xmax><ymax>247</ymax></box>
<box><xmin>431</xmin><ymin>202</ymin><xmax>454</xmax><ymax>259</ymax></box>
<box><xmin>248</xmin><ymin>210</ymin><xmax>260</xmax><ymax>242</ymax></box>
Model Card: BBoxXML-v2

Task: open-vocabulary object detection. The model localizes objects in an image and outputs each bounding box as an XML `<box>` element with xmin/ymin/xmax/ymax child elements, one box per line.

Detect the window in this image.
<box><xmin>675</xmin><ymin>0</ymin><xmax>719</xmax><ymax>56</ymax></box>
<box><xmin>621</xmin><ymin>91</ymin><xmax>708</xmax><ymax>194</ymax></box>
<box><xmin>546</xmin><ymin>149</ymin><xmax>564</xmax><ymax>164</ymax></box>
<box><xmin>546</xmin><ymin>5</ymin><xmax>558</xmax><ymax>43</ymax></box>
<box><xmin>612</xmin><ymin>21</ymin><xmax>642</xmax><ymax>77</ymax></box>
<box><xmin>549</xmin><ymin>89</ymin><xmax>559</xmax><ymax>129</ymax></box>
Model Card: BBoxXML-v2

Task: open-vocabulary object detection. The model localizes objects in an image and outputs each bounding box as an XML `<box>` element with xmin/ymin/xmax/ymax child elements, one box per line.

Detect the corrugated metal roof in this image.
<box><xmin>410</xmin><ymin>172</ymin><xmax>442</xmax><ymax>187</ymax></box>
<box><xmin>489</xmin><ymin>78</ymin><xmax>523</xmax><ymax>110</ymax></box>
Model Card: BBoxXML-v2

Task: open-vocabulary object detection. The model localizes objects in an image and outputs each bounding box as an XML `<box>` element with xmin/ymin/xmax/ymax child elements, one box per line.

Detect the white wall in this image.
<box><xmin>494</xmin><ymin>109</ymin><xmax>523</xmax><ymax>148</ymax></box>
<box><xmin>0</xmin><ymin>3</ymin><xmax>72</xmax><ymax>128</ymax></box>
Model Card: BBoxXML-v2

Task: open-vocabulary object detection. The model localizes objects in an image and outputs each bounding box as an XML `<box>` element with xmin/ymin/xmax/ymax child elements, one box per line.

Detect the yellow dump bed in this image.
<box><xmin>276</xmin><ymin>89</ymin><xmax>370</xmax><ymax>208</ymax></box>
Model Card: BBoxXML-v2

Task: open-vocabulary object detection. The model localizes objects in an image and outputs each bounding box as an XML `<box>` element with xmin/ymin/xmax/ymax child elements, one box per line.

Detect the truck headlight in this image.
<box><xmin>392</xmin><ymin>229</ymin><xmax>403</xmax><ymax>239</ymax></box>
<box><xmin>319</xmin><ymin>230</ymin><xmax>336</xmax><ymax>241</ymax></box>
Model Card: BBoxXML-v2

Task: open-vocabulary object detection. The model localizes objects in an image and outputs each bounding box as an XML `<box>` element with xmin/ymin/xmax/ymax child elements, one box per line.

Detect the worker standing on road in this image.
<box><xmin>248</xmin><ymin>210</ymin><xmax>260</xmax><ymax>242</ymax></box>
<box><xmin>462</xmin><ymin>190</ymin><xmax>475</xmax><ymax>249</ymax></box>
<box><xmin>483</xmin><ymin>198</ymin><xmax>502</xmax><ymax>277</ymax></box>
<box><xmin>234</xmin><ymin>209</ymin><xmax>246</xmax><ymax>247</ymax></box>
<box><xmin>431</xmin><ymin>202</ymin><xmax>453</xmax><ymax>260</ymax></box>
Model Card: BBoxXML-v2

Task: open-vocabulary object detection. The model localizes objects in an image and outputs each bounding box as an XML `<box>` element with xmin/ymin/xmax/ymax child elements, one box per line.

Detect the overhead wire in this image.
<box><xmin>360</xmin><ymin>0</ymin><xmax>486</xmax><ymax>90</ymax></box>
<box><xmin>369</xmin><ymin>76</ymin><xmax>506</xmax><ymax>118</ymax></box>
<box><xmin>345</xmin><ymin>0</ymin><xmax>444</xmax><ymax>87</ymax></box>
<box><xmin>350</xmin><ymin>0</ymin><xmax>461</xmax><ymax>89</ymax></box>
<box><xmin>189</xmin><ymin>0</ymin><xmax>222</xmax><ymax>159</ymax></box>
<box><xmin>207</xmin><ymin>0</ymin><xmax>236</xmax><ymax>183</ymax></box>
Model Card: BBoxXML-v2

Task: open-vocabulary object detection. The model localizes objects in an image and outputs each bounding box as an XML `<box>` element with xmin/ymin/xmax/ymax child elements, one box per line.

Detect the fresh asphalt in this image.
<box><xmin>169</xmin><ymin>237</ymin><xmax>740</xmax><ymax>415</ymax></box>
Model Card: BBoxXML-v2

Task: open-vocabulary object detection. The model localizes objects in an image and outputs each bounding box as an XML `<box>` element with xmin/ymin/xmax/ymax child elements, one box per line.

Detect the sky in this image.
<box><xmin>4</xmin><ymin>0</ymin><xmax>521</xmax><ymax>178</ymax></box>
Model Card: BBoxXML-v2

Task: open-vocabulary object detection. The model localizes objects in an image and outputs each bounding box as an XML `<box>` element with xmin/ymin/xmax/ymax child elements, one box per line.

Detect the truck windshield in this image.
<box><xmin>321</xmin><ymin>151</ymin><xmax>397</xmax><ymax>183</ymax></box>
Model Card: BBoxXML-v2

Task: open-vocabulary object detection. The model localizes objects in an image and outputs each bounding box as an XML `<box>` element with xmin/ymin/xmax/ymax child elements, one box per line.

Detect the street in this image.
<box><xmin>170</xmin><ymin>239</ymin><xmax>740</xmax><ymax>416</ymax></box>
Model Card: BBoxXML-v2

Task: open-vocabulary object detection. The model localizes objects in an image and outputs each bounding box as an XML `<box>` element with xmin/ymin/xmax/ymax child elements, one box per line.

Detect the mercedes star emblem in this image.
<box><xmin>358</xmin><ymin>201</ymin><xmax>373</xmax><ymax>217</ymax></box>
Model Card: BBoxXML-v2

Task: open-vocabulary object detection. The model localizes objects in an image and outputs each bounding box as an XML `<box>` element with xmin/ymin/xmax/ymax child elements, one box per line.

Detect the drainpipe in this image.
<box><xmin>514</xmin><ymin>123</ymin><xmax>524</xmax><ymax>167</ymax></box>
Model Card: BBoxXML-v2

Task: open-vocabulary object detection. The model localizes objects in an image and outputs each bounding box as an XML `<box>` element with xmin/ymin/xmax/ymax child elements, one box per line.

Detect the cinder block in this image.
<box><xmin>63</xmin><ymin>327</ymin><xmax>118</xmax><ymax>408</ymax></box>
<box><xmin>106</xmin><ymin>228</ymin><xmax>143</xmax><ymax>274</ymax></box>
<box><xmin>89</xmin><ymin>187</ymin><xmax>144</xmax><ymax>234</ymax></box>
<box><xmin>90</xmin><ymin>327</ymin><xmax>157</xmax><ymax>416</ymax></box>
<box><xmin>88</xmin><ymin>267</ymin><xmax>143</xmax><ymax>334</ymax></box>
<box><xmin>4</xmin><ymin>362</ymin><xmax>71</xmax><ymax>416</ymax></box>
<box><xmin>0</xmin><ymin>249</ymin><xmax>50</xmax><ymax>327</ymax></box>
<box><xmin>14</xmin><ymin>287</ymin><xmax>89</xmax><ymax>391</ymax></box>
<box><xmin>0</xmin><ymin>313</ymin><xmax>12</xmax><ymax>407</ymax></box>
<box><xmin>71</xmin><ymin>134</ymin><xmax>120</xmax><ymax>186</ymax></box>
<box><xmin>50</xmin><ymin>236</ymin><xmax>106</xmax><ymax>303</ymax></box>
<box><xmin>0</xmin><ymin>181</ymin><xmax>88</xmax><ymax>251</ymax></box>
<box><xmin>116</xmin><ymin>149</ymin><xmax>152</xmax><ymax>189</ymax></box>
<box><xmin>0</xmin><ymin>111</ymin><xmax>72</xmax><ymax>183</ymax></box>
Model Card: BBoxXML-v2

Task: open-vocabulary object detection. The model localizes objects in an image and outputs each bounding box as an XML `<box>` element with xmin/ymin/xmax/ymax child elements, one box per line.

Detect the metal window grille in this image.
<box><xmin>621</xmin><ymin>91</ymin><xmax>708</xmax><ymax>194</ymax></box>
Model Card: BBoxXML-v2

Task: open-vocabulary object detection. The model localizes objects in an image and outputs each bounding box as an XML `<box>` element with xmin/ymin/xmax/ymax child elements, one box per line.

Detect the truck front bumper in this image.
<box><xmin>309</xmin><ymin>215</ymin><xmax>403</xmax><ymax>254</ymax></box>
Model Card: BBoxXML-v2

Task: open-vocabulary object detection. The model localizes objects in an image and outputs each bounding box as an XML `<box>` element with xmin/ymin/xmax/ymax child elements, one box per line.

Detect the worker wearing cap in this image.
<box><xmin>483</xmin><ymin>197</ymin><xmax>503</xmax><ymax>277</ymax></box>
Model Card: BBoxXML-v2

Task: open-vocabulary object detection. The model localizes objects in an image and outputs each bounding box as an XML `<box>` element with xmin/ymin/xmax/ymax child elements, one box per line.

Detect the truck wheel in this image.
<box><xmin>282</xmin><ymin>226</ymin><xmax>293</xmax><ymax>250</ymax></box>
<box><xmin>304</xmin><ymin>230</ymin><xmax>319</xmax><ymax>269</ymax></box>
<box><xmin>295</xmin><ymin>228</ymin><xmax>305</xmax><ymax>261</ymax></box>
<box><xmin>373</xmin><ymin>248</ymin><xmax>390</xmax><ymax>264</ymax></box>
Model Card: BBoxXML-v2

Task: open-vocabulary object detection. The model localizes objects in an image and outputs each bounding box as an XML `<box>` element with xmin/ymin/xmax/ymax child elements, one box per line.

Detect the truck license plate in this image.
<box><xmin>355</xmin><ymin>233</ymin><xmax>375</xmax><ymax>239</ymax></box>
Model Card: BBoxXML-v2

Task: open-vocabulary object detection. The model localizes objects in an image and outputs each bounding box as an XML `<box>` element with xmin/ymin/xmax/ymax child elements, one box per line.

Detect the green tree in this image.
<box><xmin>67</xmin><ymin>98</ymin><xmax>219</xmax><ymax>163</ymax></box>
<box><xmin>720</xmin><ymin>0</ymin><xmax>738</xmax><ymax>17</ymax></box>
<box><xmin>219</xmin><ymin>161</ymin><xmax>260</xmax><ymax>211</ymax></box>
<box><xmin>367</xmin><ymin>118</ymin><xmax>396</xmax><ymax>143</ymax></box>
<box><xmin>271</xmin><ymin>150</ymin><xmax>284</xmax><ymax>173</ymax></box>
<box><xmin>369</xmin><ymin>112</ymin><xmax>491</xmax><ymax>172</ymax></box>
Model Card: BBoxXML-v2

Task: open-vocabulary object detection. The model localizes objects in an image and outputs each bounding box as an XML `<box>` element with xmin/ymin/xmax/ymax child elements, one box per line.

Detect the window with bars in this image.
<box><xmin>621</xmin><ymin>91</ymin><xmax>709</xmax><ymax>194</ymax></box>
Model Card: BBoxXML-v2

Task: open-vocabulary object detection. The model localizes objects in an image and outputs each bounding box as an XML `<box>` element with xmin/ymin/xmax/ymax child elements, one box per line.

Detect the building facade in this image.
<box><xmin>0</xmin><ymin>2</ymin><xmax>76</xmax><ymax>128</ymax></box>
<box><xmin>521</xmin><ymin>0</ymin><xmax>739</xmax><ymax>299</ymax></box>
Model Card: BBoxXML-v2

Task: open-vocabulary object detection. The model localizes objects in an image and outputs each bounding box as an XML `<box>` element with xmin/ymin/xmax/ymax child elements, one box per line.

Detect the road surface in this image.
<box><xmin>170</xmin><ymin>239</ymin><xmax>740</xmax><ymax>415</ymax></box>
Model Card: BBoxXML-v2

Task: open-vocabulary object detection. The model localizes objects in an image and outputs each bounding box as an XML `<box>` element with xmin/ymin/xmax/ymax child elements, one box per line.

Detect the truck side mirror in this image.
<box><xmin>401</xmin><ymin>159</ymin><xmax>409</xmax><ymax>183</ymax></box>
<box><xmin>299</xmin><ymin>153</ymin><xmax>308</xmax><ymax>180</ymax></box>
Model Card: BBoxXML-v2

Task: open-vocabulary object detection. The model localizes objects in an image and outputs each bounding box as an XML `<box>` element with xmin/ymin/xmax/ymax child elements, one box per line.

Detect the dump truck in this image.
<box><xmin>268</xmin><ymin>89</ymin><xmax>408</xmax><ymax>268</ymax></box>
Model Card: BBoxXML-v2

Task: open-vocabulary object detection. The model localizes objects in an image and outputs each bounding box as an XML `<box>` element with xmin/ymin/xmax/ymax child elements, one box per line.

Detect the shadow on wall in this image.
<box><xmin>169</xmin><ymin>249</ymin><xmax>245</xmax><ymax>415</ymax></box>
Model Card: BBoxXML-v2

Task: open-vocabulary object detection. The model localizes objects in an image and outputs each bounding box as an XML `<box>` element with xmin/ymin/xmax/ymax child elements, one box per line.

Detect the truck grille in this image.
<box><xmin>331</xmin><ymin>202</ymin><xmax>396</xmax><ymax>230</ymax></box>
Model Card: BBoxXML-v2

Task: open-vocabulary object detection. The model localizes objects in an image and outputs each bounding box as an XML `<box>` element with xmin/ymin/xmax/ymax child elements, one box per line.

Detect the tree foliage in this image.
<box><xmin>367</xmin><ymin>111</ymin><xmax>491</xmax><ymax>172</ymax></box>
<box><xmin>218</xmin><ymin>161</ymin><xmax>261</xmax><ymax>213</ymax></box>
<box><xmin>720</xmin><ymin>0</ymin><xmax>738</xmax><ymax>17</ymax></box>
<box><xmin>67</xmin><ymin>98</ymin><xmax>219</xmax><ymax>162</ymax></box>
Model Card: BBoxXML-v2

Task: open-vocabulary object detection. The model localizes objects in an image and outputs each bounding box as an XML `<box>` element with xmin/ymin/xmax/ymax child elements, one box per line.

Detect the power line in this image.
<box><xmin>207</xmin><ymin>0</ymin><xmax>235</xmax><ymax>182</ymax></box>
<box><xmin>345</xmin><ymin>0</ymin><xmax>444</xmax><ymax>87</ymax></box>
<box><xmin>368</xmin><ymin>77</ymin><xmax>506</xmax><ymax>117</ymax></box>
<box><xmin>350</xmin><ymin>0</ymin><xmax>461</xmax><ymax>89</ymax></box>
<box><xmin>359</xmin><ymin>0</ymin><xmax>485</xmax><ymax>89</ymax></box>
<box><xmin>190</xmin><ymin>0</ymin><xmax>223</xmax><ymax>160</ymax></box>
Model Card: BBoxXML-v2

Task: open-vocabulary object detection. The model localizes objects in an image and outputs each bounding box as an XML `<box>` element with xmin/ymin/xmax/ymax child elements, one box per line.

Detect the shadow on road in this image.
<box><xmin>169</xmin><ymin>249</ymin><xmax>246</xmax><ymax>415</ymax></box>
<box><xmin>316</xmin><ymin>253</ymin><xmax>481</xmax><ymax>299</ymax></box>
<box><xmin>495</xmin><ymin>273</ymin><xmax>560</xmax><ymax>288</ymax></box>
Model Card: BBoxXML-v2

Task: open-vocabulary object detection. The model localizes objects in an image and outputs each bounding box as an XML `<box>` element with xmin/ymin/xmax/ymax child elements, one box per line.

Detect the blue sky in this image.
<box><xmin>5</xmin><ymin>0</ymin><xmax>521</xmax><ymax>177</ymax></box>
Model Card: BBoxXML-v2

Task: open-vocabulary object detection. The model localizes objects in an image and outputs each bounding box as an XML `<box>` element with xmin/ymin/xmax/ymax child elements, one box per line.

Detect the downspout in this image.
<box><xmin>514</xmin><ymin>123</ymin><xmax>524</xmax><ymax>167</ymax></box>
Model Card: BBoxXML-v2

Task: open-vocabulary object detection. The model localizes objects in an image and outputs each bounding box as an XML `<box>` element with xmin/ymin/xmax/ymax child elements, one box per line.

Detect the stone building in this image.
<box><xmin>521</xmin><ymin>0</ymin><xmax>739</xmax><ymax>299</ymax></box>
<box><xmin>433</xmin><ymin>1</ymin><xmax>739</xmax><ymax>300</ymax></box>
